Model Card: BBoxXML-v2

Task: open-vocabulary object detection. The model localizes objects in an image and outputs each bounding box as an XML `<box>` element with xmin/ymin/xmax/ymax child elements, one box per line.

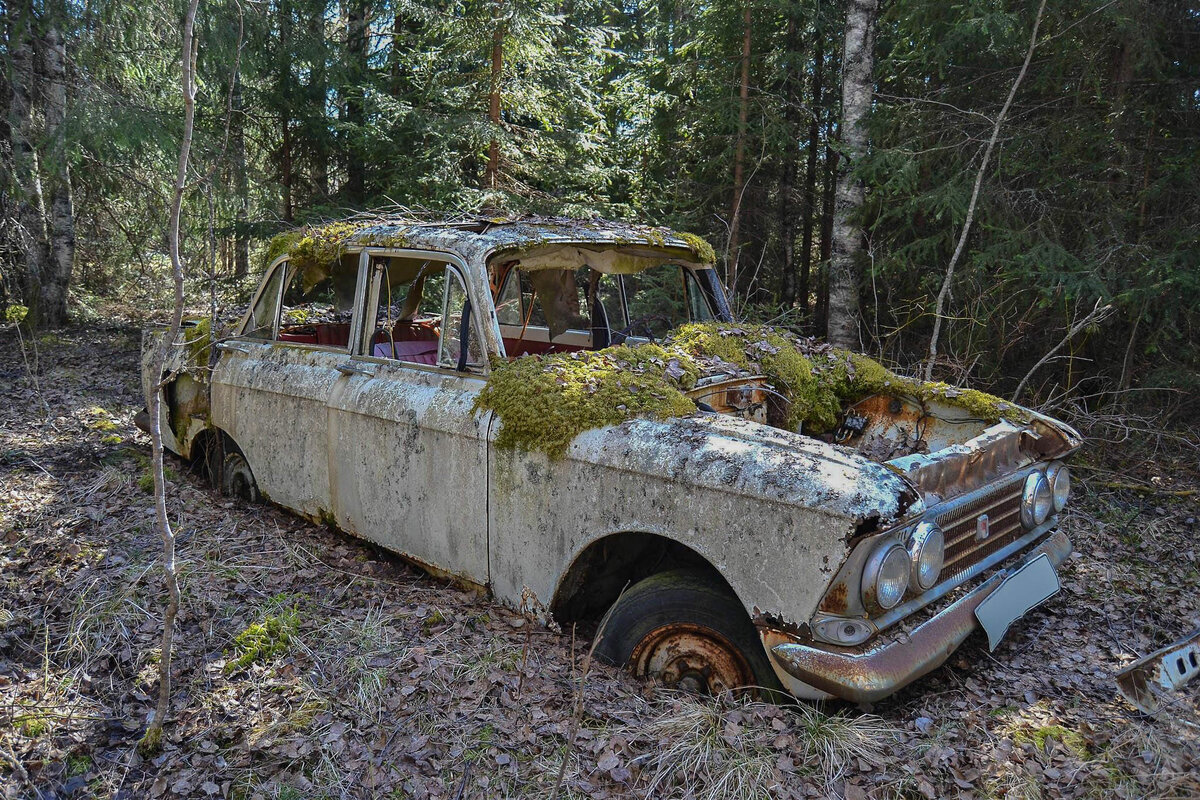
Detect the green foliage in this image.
<box><xmin>5</xmin><ymin>305</ymin><xmax>29</xmax><ymax>324</ymax></box>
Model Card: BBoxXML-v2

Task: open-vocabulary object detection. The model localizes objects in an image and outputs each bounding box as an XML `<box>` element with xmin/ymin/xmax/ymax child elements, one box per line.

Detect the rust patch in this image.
<box><xmin>819</xmin><ymin>581</ymin><xmax>849</xmax><ymax>614</ymax></box>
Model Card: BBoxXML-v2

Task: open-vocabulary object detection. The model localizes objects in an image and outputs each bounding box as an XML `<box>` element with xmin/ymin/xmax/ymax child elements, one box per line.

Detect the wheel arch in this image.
<box><xmin>550</xmin><ymin>531</ymin><xmax>750</xmax><ymax>626</ymax></box>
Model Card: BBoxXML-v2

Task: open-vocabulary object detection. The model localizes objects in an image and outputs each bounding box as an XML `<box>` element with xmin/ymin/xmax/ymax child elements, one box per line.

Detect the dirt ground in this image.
<box><xmin>1</xmin><ymin>321</ymin><xmax>1198</xmax><ymax>800</ymax></box>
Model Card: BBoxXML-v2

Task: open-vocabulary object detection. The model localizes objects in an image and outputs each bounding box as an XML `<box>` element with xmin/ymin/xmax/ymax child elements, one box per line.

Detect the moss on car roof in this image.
<box><xmin>263</xmin><ymin>213</ymin><xmax>717</xmax><ymax>276</ymax></box>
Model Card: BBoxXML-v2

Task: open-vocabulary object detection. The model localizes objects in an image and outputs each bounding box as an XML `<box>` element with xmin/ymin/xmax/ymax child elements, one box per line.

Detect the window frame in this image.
<box><xmin>354</xmin><ymin>247</ymin><xmax>491</xmax><ymax>375</ymax></box>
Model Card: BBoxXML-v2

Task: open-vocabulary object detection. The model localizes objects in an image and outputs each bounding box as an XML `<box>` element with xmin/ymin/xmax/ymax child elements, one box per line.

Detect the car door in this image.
<box><xmin>323</xmin><ymin>250</ymin><xmax>492</xmax><ymax>587</ymax></box>
<box><xmin>209</xmin><ymin>253</ymin><xmax>367</xmax><ymax>520</ymax></box>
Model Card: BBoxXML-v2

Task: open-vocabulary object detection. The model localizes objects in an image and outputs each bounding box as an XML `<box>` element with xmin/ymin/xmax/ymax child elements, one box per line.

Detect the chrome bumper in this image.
<box><xmin>771</xmin><ymin>530</ymin><xmax>1072</xmax><ymax>704</ymax></box>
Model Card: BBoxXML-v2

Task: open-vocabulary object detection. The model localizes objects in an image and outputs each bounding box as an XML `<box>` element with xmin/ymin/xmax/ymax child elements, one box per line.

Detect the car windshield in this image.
<box><xmin>491</xmin><ymin>260</ymin><xmax>717</xmax><ymax>356</ymax></box>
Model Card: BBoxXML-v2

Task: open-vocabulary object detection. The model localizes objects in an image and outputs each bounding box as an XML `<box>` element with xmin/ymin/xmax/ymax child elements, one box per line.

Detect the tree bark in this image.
<box><xmin>816</xmin><ymin>115</ymin><xmax>838</xmax><ymax>337</ymax></box>
<box><xmin>140</xmin><ymin>0</ymin><xmax>199</xmax><ymax>755</ymax></box>
<box><xmin>798</xmin><ymin>31</ymin><xmax>824</xmax><ymax>320</ymax></box>
<box><xmin>7</xmin><ymin>0</ymin><xmax>48</xmax><ymax>323</ymax></box>
<box><xmin>38</xmin><ymin>23</ymin><xmax>75</xmax><ymax>327</ymax></box>
<box><xmin>726</xmin><ymin>2</ymin><xmax>751</xmax><ymax>295</ymax></box>
<box><xmin>345</xmin><ymin>0</ymin><xmax>367</xmax><ymax>203</ymax></box>
<box><xmin>776</xmin><ymin>14</ymin><xmax>800</xmax><ymax>307</ymax></box>
<box><xmin>485</xmin><ymin>0</ymin><xmax>506</xmax><ymax>190</ymax></box>
<box><xmin>279</xmin><ymin>0</ymin><xmax>294</xmax><ymax>220</ymax></box>
<box><xmin>308</xmin><ymin>7</ymin><xmax>329</xmax><ymax>200</ymax></box>
<box><xmin>827</xmin><ymin>0</ymin><xmax>877</xmax><ymax>350</ymax></box>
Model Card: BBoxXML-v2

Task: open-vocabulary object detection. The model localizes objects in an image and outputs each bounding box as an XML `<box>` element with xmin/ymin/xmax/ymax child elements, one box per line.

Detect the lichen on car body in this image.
<box><xmin>476</xmin><ymin>322</ymin><xmax>1031</xmax><ymax>459</ymax></box>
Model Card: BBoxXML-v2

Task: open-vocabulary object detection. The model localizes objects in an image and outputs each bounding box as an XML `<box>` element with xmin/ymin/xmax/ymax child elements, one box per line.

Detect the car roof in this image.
<box><xmin>265</xmin><ymin>212</ymin><xmax>717</xmax><ymax>269</ymax></box>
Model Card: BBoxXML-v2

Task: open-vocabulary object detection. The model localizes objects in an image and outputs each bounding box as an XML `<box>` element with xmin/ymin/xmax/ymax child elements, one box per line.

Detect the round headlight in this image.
<box><xmin>907</xmin><ymin>522</ymin><xmax>945</xmax><ymax>591</ymax></box>
<box><xmin>1046</xmin><ymin>461</ymin><xmax>1070</xmax><ymax>511</ymax></box>
<box><xmin>863</xmin><ymin>543</ymin><xmax>911</xmax><ymax>611</ymax></box>
<box><xmin>1021</xmin><ymin>472</ymin><xmax>1054</xmax><ymax>528</ymax></box>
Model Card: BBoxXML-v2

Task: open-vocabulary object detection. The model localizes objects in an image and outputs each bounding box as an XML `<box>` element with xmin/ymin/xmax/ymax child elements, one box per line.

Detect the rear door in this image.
<box><xmin>323</xmin><ymin>250</ymin><xmax>493</xmax><ymax>587</ymax></box>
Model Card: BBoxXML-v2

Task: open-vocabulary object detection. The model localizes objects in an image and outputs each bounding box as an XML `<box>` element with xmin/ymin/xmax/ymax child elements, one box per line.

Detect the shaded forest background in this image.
<box><xmin>2</xmin><ymin>0</ymin><xmax>1197</xmax><ymax>418</ymax></box>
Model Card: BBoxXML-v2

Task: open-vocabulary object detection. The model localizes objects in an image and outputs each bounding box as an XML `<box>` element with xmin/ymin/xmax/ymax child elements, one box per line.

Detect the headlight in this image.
<box><xmin>907</xmin><ymin>522</ymin><xmax>945</xmax><ymax>592</ymax></box>
<box><xmin>1021</xmin><ymin>472</ymin><xmax>1054</xmax><ymax>528</ymax></box>
<box><xmin>1046</xmin><ymin>461</ymin><xmax>1070</xmax><ymax>511</ymax></box>
<box><xmin>863</xmin><ymin>543</ymin><xmax>910</xmax><ymax>611</ymax></box>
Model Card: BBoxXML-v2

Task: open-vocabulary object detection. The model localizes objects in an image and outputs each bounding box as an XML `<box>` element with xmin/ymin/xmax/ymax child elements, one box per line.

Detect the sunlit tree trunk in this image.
<box><xmin>39</xmin><ymin>21</ymin><xmax>75</xmax><ymax>327</ymax></box>
<box><xmin>8</xmin><ymin>0</ymin><xmax>48</xmax><ymax>323</ymax></box>
<box><xmin>827</xmin><ymin>0</ymin><xmax>877</xmax><ymax>350</ymax></box>
<box><xmin>140</xmin><ymin>0</ymin><xmax>199</xmax><ymax>755</ymax></box>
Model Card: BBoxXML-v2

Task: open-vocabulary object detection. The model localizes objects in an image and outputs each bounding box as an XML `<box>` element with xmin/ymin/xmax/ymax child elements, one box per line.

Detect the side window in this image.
<box><xmin>276</xmin><ymin>259</ymin><xmax>356</xmax><ymax>348</ymax></box>
<box><xmin>366</xmin><ymin>256</ymin><xmax>482</xmax><ymax>371</ymax></box>
<box><xmin>495</xmin><ymin>266</ymin><xmax>523</xmax><ymax>326</ymax></box>
<box><xmin>685</xmin><ymin>269</ymin><xmax>715</xmax><ymax>324</ymax></box>
<box><xmin>243</xmin><ymin>262</ymin><xmax>286</xmax><ymax>339</ymax></box>
<box><xmin>442</xmin><ymin>272</ymin><xmax>485</xmax><ymax>370</ymax></box>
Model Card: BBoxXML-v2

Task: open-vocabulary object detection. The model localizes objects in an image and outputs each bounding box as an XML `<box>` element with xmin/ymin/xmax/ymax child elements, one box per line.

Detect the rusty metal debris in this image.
<box><xmin>1116</xmin><ymin>629</ymin><xmax>1200</xmax><ymax>714</ymax></box>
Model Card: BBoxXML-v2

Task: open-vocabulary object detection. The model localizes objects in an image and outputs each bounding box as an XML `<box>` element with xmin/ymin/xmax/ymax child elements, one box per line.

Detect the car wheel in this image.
<box><xmin>221</xmin><ymin>451</ymin><xmax>260</xmax><ymax>503</ymax></box>
<box><xmin>595</xmin><ymin>569</ymin><xmax>780</xmax><ymax>696</ymax></box>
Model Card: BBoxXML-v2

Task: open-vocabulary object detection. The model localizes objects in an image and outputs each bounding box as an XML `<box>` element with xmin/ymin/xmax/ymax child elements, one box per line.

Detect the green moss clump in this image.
<box><xmin>473</xmin><ymin>343</ymin><xmax>699</xmax><ymax>459</ymax></box>
<box><xmin>224</xmin><ymin>610</ymin><xmax>299</xmax><ymax>675</ymax></box>
<box><xmin>264</xmin><ymin>221</ymin><xmax>362</xmax><ymax>284</ymax></box>
<box><xmin>1013</xmin><ymin>724</ymin><xmax>1091</xmax><ymax>759</ymax></box>
<box><xmin>182</xmin><ymin>316</ymin><xmax>214</xmax><ymax>365</ymax></box>
<box><xmin>478</xmin><ymin>322</ymin><xmax>1031</xmax><ymax>459</ymax></box>
<box><xmin>678</xmin><ymin>232</ymin><xmax>716</xmax><ymax>264</ymax></box>
<box><xmin>4</xmin><ymin>304</ymin><xmax>29</xmax><ymax>324</ymax></box>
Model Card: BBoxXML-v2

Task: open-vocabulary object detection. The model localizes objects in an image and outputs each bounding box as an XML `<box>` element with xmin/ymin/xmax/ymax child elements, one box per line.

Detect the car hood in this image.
<box><xmin>564</xmin><ymin>413</ymin><xmax>922</xmax><ymax>528</ymax></box>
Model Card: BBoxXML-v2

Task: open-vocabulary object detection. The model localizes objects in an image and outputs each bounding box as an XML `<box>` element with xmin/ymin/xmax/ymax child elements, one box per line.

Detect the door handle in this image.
<box><xmin>336</xmin><ymin>362</ymin><xmax>376</xmax><ymax>377</ymax></box>
<box><xmin>215</xmin><ymin>341</ymin><xmax>251</xmax><ymax>354</ymax></box>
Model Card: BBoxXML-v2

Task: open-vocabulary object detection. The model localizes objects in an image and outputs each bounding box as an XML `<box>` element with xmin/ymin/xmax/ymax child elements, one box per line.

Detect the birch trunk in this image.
<box><xmin>39</xmin><ymin>24</ymin><xmax>75</xmax><ymax>327</ymax></box>
<box><xmin>798</xmin><ymin>32</ymin><xmax>824</xmax><ymax>319</ymax></box>
<box><xmin>826</xmin><ymin>0</ymin><xmax>877</xmax><ymax>350</ymax></box>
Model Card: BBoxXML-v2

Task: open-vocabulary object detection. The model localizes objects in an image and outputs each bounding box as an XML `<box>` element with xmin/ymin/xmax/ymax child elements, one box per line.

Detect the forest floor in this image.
<box><xmin>1</xmin><ymin>319</ymin><xmax>1198</xmax><ymax>800</ymax></box>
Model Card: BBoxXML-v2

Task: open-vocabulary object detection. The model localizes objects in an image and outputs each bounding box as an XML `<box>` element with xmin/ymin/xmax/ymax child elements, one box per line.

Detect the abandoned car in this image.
<box><xmin>140</xmin><ymin>215</ymin><xmax>1081</xmax><ymax>702</ymax></box>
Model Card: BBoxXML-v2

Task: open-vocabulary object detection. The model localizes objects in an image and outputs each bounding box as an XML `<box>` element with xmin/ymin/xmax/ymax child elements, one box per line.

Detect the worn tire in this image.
<box><xmin>220</xmin><ymin>450</ymin><xmax>260</xmax><ymax>503</ymax></box>
<box><xmin>595</xmin><ymin>569</ymin><xmax>781</xmax><ymax>696</ymax></box>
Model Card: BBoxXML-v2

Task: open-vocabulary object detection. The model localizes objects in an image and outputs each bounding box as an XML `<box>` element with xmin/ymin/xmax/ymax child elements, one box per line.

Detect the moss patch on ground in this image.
<box><xmin>225</xmin><ymin>609</ymin><xmax>300</xmax><ymax>674</ymax></box>
<box><xmin>477</xmin><ymin>322</ymin><xmax>1030</xmax><ymax>459</ymax></box>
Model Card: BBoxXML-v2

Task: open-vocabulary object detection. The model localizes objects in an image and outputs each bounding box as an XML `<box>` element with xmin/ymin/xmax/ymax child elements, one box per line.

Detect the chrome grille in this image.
<box><xmin>937</xmin><ymin>472</ymin><xmax>1027</xmax><ymax>579</ymax></box>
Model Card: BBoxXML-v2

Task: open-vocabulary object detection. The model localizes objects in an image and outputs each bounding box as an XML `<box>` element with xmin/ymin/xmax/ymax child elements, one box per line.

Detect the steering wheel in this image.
<box><xmin>614</xmin><ymin>314</ymin><xmax>668</xmax><ymax>343</ymax></box>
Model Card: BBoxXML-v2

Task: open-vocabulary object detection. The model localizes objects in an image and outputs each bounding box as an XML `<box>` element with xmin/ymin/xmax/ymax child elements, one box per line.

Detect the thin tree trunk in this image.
<box><xmin>139</xmin><ymin>0</ymin><xmax>199</xmax><ymax>755</ymax></box>
<box><xmin>38</xmin><ymin>23</ymin><xmax>74</xmax><ymax>327</ymax></box>
<box><xmin>827</xmin><ymin>0</ymin><xmax>878</xmax><ymax>350</ymax></box>
<box><xmin>798</xmin><ymin>31</ymin><xmax>824</xmax><ymax>320</ymax></box>
<box><xmin>777</xmin><ymin>14</ymin><xmax>800</xmax><ymax>307</ymax></box>
<box><xmin>726</xmin><ymin>2</ymin><xmax>751</xmax><ymax>294</ymax></box>
<box><xmin>345</xmin><ymin>0</ymin><xmax>367</xmax><ymax>203</ymax></box>
<box><xmin>279</xmin><ymin>0</ymin><xmax>294</xmax><ymax>220</ymax></box>
<box><xmin>232</xmin><ymin>76</ymin><xmax>249</xmax><ymax>278</ymax></box>
<box><xmin>309</xmin><ymin>7</ymin><xmax>329</xmax><ymax>200</ymax></box>
<box><xmin>924</xmin><ymin>0</ymin><xmax>1046</xmax><ymax>380</ymax></box>
<box><xmin>7</xmin><ymin>0</ymin><xmax>48</xmax><ymax>323</ymax></box>
<box><xmin>816</xmin><ymin>116</ymin><xmax>838</xmax><ymax>336</ymax></box>
<box><xmin>485</xmin><ymin>0</ymin><xmax>505</xmax><ymax>190</ymax></box>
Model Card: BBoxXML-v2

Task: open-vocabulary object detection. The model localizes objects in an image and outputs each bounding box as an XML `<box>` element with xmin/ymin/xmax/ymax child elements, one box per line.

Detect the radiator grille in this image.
<box><xmin>937</xmin><ymin>472</ymin><xmax>1027</xmax><ymax>579</ymax></box>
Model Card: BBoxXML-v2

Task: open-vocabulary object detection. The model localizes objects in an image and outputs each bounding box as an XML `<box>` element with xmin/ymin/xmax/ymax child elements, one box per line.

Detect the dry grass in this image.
<box><xmin>632</xmin><ymin>693</ymin><xmax>899</xmax><ymax>799</ymax></box>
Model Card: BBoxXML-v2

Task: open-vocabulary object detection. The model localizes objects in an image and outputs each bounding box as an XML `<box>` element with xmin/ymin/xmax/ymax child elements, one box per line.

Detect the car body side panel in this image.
<box><xmin>210</xmin><ymin>342</ymin><xmax>343</xmax><ymax>518</ymax></box>
<box><xmin>324</xmin><ymin>361</ymin><xmax>491</xmax><ymax>587</ymax></box>
<box><xmin>487</xmin><ymin>415</ymin><xmax>915</xmax><ymax>629</ymax></box>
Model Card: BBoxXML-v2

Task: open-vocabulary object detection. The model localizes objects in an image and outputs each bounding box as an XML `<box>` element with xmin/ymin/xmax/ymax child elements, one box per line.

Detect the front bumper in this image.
<box><xmin>771</xmin><ymin>529</ymin><xmax>1072</xmax><ymax>704</ymax></box>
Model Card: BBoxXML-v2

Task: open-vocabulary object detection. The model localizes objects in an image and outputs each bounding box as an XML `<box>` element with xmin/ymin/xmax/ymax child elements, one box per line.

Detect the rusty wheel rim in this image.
<box><xmin>629</xmin><ymin>623</ymin><xmax>755</xmax><ymax>695</ymax></box>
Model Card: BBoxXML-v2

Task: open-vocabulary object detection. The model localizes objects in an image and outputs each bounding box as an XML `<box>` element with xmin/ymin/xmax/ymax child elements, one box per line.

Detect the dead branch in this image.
<box><xmin>924</xmin><ymin>0</ymin><xmax>1047</xmax><ymax>381</ymax></box>
<box><xmin>1014</xmin><ymin>298</ymin><xmax>1113</xmax><ymax>401</ymax></box>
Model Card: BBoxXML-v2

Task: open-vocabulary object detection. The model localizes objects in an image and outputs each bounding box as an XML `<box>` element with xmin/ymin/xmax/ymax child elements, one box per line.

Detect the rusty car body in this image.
<box><xmin>140</xmin><ymin>215</ymin><xmax>1082</xmax><ymax>702</ymax></box>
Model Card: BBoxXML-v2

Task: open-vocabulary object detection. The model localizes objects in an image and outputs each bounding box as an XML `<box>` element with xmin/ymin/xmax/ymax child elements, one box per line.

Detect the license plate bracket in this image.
<box><xmin>975</xmin><ymin>553</ymin><xmax>1061</xmax><ymax>651</ymax></box>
